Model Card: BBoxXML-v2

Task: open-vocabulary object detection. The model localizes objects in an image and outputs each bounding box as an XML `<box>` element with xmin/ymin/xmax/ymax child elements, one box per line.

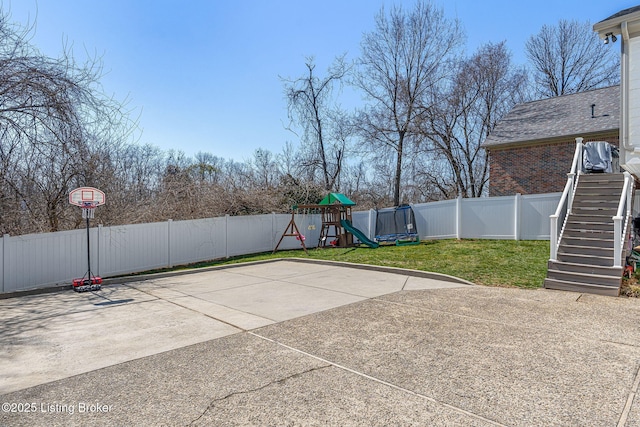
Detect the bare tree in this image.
<box><xmin>526</xmin><ymin>19</ymin><xmax>619</xmax><ymax>97</ymax></box>
<box><xmin>0</xmin><ymin>8</ymin><xmax>137</xmax><ymax>234</ymax></box>
<box><xmin>420</xmin><ymin>42</ymin><xmax>527</xmax><ymax>198</ymax></box>
<box><xmin>249</xmin><ymin>148</ymin><xmax>280</xmax><ymax>188</ymax></box>
<box><xmin>96</xmin><ymin>143</ymin><xmax>164</xmax><ymax>225</ymax></box>
<box><xmin>189</xmin><ymin>151</ymin><xmax>222</xmax><ymax>184</ymax></box>
<box><xmin>282</xmin><ymin>55</ymin><xmax>349</xmax><ymax>191</ymax></box>
<box><xmin>353</xmin><ymin>1</ymin><xmax>463</xmax><ymax>206</ymax></box>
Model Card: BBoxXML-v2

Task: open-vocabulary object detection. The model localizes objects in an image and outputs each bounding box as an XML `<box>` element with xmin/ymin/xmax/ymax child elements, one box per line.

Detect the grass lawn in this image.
<box><xmin>175</xmin><ymin>239</ymin><xmax>550</xmax><ymax>289</ymax></box>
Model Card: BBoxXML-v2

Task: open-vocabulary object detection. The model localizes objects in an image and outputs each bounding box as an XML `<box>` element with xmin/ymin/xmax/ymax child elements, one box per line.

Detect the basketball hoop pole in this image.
<box><xmin>85</xmin><ymin>212</ymin><xmax>92</xmax><ymax>281</ymax></box>
<box><xmin>80</xmin><ymin>204</ymin><xmax>97</xmax><ymax>283</ymax></box>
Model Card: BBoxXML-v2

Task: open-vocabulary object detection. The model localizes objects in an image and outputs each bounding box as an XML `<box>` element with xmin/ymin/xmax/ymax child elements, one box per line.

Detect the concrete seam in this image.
<box><xmin>187</xmin><ymin>364</ymin><xmax>331</xmax><ymax>426</ymax></box>
<box><xmin>123</xmin><ymin>284</ymin><xmax>264</xmax><ymax>331</ymax></box>
<box><xmin>401</xmin><ymin>276</ymin><xmax>410</xmax><ymax>291</ymax></box>
<box><xmin>250</xmin><ymin>331</ymin><xmax>508</xmax><ymax>427</ymax></box>
<box><xmin>271</xmin><ymin>276</ymin><xmax>377</xmax><ymax>299</ymax></box>
<box><xmin>618</xmin><ymin>362</ymin><xmax>640</xmax><ymax>427</ymax></box>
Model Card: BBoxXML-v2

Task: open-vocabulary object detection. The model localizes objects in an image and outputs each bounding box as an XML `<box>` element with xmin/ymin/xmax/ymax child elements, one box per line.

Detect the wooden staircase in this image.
<box><xmin>544</xmin><ymin>173</ymin><xmax>626</xmax><ymax>296</ymax></box>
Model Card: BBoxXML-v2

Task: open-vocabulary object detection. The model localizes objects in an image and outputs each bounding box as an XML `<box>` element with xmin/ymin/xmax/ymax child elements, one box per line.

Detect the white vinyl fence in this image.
<box><xmin>1</xmin><ymin>193</ymin><xmax>561</xmax><ymax>294</ymax></box>
<box><xmin>352</xmin><ymin>193</ymin><xmax>562</xmax><ymax>241</ymax></box>
<box><xmin>1</xmin><ymin>213</ymin><xmax>320</xmax><ymax>294</ymax></box>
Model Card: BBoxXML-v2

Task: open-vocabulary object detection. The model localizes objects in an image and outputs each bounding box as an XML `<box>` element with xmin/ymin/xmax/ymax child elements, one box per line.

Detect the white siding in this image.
<box><xmin>630</xmin><ymin>37</ymin><xmax>640</xmax><ymax>145</ymax></box>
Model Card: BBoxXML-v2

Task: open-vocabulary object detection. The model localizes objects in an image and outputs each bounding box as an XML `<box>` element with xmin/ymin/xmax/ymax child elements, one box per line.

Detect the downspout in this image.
<box><xmin>621</xmin><ymin>21</ymin><xmax>632</xmax><ymax>151</ymax></box>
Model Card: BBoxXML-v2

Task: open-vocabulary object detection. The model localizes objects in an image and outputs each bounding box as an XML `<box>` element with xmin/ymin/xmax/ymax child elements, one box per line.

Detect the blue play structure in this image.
<box><xmin>375</xmin><ymin>205</ymin><xmax>420</xmax><ymax>245</ymax></box>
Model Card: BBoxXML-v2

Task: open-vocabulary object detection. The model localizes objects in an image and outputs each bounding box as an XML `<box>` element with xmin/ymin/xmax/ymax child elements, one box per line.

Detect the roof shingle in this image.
<box><xmin>597</xmin><ymin>5</ymin><xmax>640</xmax><ymax>25</ymax></box>
<box><xmin>483</xmin><ymin>86</ymin><xmax>619</xmax><ymax>148</ymax></box>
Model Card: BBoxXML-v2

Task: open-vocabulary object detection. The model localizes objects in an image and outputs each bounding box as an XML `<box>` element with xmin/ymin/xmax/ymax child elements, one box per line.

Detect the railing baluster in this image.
<box><xmin>550</xmin><ymin>138</ymin><xmax>583</xmax><ymax>261</ymax></box>
<box><xmin>614</xmin><ymin>171</ymin><xmax>634</xmax><ymax>267</ymax></box>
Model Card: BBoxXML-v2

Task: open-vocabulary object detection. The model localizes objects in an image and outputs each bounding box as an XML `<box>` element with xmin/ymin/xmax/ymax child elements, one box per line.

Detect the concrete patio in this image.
<box><xmin>1</xmin><ymin>259</ymin><xmax>639</xmax><ymax>426</ymax></box>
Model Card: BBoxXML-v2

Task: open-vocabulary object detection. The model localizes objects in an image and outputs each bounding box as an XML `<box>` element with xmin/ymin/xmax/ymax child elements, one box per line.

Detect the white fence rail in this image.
<box><xmin>1</xmin><ymin>193</ymin><xmax>562</xmax><ymax>294</ymax></box>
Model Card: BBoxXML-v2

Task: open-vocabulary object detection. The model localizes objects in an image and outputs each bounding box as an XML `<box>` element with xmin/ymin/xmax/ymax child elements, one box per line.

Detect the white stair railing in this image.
<box><xmin>613</xmin><ymin>171</ymin><xmax>634</xmax><ymax>267</ymax></box>
<box><xmin>550</xmin><ymin>138</ymin><xmax>584</xmax><ymax>262</ymax></box>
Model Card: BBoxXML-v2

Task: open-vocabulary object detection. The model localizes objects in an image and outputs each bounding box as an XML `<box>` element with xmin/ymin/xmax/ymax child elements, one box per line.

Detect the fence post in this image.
<box><xmin>369</xmin><ymin>209</ymin><xmax>375</xmax><ymax>240</ymax></box>
<box><xmin>271</xmin><ymin>212</ymin><xmax>276</xmax><ymax>249</ymax></box>
<box><xmin>456</xmin><ymin>196</ymin><xmax>462</xmax><ymax>239</ymax></box>
<box><xmin>167</xmin><ymin>219</ymin><xmax>173</xmax><ymax>268</ymax></box>
<box><xmin>514</xmin><ymin>193</ymin><xmax>521</xmax><ymax>241</ymax></box>
<box><xmin>1</xmin><ymin>234</ymin><xmax>7</xmax><ymax>293</ymax></box>
<box><xmin>225</xmin><ymin>214</ymin><xmax>230</xmax><ymax>259</ymax></box>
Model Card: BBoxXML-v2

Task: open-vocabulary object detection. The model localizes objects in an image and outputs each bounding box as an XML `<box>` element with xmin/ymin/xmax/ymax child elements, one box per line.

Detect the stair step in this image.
<box><xmin>563</xmin><ymin>229</ymin><xmax>614</xmax><ymax>240</ymax></box>
<box><xmin>558</xmin><ymin>244</ymin><xmax>613</xmax><ymax>257</ymax></box>
<box><xmin>571</xmin><ymin>206</ymin><xmax>618</xmax><ymax>218</ymax></box>
<box><xmin>573</xmin><ymin>197</ymin><xmax>619</xmax><ymax>203</ymax></box>
<box><xmin>572</xmin><ymin>201</ymin><xmax>620</xmax><ymax>207</ymax></box>
<box><xmin>572</xmin><ymin>202</ymin><xmax>619</xmax><ymax>210</ymax></box>
<box><xmin>546</xmin><ymin>268</ymin><xmax>622</xmax><ymax>287</ymax></box>
<box><xmin>572</xmin><ymin>202</ymin><xmax>619</xmax><ymax>209</ymax></box>
<box><xmin>547</xmin><ymin>260</ymin><xmax>623</xmax><ymax>276</ymax></box>
<box><xmin>578</xmin><ymin>181</ymin><xmax>624</xmax><ymax>187</ymax></box>
<box><xmin>556</xmin><ymin>252</ymin><xmax>617</xmax><ymax>266</ymax></box>
<box><xmin>578</xmin><ymin>173</ymin><xmax>625</xmax><ymax>182</ymax></box>
<box><xmin>578</xmin><ymin>178</ymin><xmax>624</xmax><ymax>184</ymax></box>
<box><xmin>578</xmin><ymin>182</ymin><xmax>624</xmax><ymax>191</ymax></box>
<box><xmin>561</xmin><ymin>236</ymin><xmax>614</xmax><ymax>247</ymax></box>
<box><xmin>574</xmin><ymin>191</ymin><xmax>620</xmax><ymax>198</ymax></box>
<box><xmin>543</xmin><ymin>278</ymin><xmax>621</xmax><ymax>296</ymax></box>
<box><xmin>566</xmin><ymin>218</ymin><xmax>613</xmax><ymax>225</ymax></box>
<box><xmin>569</xmin><ymin>213</ymin><xmax>614</xmax><ymax>221</ymax></box>
<box><xmin>575</xmin><ymin>192</ymin><xmax>621</xmax><ymax>199</ymax></box>
<box><xmin>565</xmin><ymin>221</ymin><xmax>613</xmax><ymax>231</ymax></box>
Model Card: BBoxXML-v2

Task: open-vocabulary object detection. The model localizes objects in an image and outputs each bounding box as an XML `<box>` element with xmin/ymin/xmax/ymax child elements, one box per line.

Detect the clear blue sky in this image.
<box><xmin>5</xmin><ymin>0</ymin><xmax>635</xmax><ymax>162</ymax></box>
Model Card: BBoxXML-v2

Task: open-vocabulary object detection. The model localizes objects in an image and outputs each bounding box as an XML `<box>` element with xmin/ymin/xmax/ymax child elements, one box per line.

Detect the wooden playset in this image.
<box><xmin>273</xmin><ymin>193</ymin><xmax>371</xmax><ymax>252</ymax></box>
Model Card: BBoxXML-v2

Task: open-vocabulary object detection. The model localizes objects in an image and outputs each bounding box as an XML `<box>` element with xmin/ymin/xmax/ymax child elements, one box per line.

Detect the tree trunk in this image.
<box><xmin>393</xmin><ymin>135</ymin><xmax>404</xmax><ymax>206</ymax></box>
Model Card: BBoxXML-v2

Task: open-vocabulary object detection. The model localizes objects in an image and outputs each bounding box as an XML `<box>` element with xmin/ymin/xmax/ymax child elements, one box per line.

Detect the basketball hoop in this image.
<box><xmin>69</xmin><ymin>187</ymin><xmax>106</xmax><ymax>292</ymax></box>
<box><xmin>82</xmin><ymin>201</ymin><xmax>97</xmax><ymax>219</ymax></box>
<box><xmin>69</xmin><ymin>187</ymin><xmax>105</xmax><ymax>208</ymax></box>
<box><xmin>70</xmin><ymin>188</ymin><xmax>104</xmax><ymax>221</ymax></box>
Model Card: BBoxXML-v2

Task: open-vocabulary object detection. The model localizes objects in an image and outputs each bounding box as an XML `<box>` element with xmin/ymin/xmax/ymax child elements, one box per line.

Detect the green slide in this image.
<box><xmin>341</xmin><ymin>219</ymin><xmax>379</xmax><ymax>248</ymax></box>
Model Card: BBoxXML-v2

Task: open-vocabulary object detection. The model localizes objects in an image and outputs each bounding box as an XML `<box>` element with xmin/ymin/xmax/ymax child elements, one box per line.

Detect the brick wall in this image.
<box><xmin>488</xmin><ymin>134</ymin><xmax>619</xmax><ymax>196</ymax></box>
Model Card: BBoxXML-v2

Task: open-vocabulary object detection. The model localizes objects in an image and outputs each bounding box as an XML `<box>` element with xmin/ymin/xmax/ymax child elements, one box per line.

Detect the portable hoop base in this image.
<box><xmin>72</xmin><ymin>276</ymin><xmax>102</xmax><ymax>292</ymax></box>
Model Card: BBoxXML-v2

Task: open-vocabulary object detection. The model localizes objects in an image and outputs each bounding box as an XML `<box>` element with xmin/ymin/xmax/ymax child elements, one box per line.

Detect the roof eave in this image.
<box><xmin>593</xmin><ymin>9</ymin><xmax>640</xmax><ymax>38</ymax></box>
<box><xmin>482</xmin><ymin>128</ymin><xmax>619</xmax><ymax>150</ymax></box>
